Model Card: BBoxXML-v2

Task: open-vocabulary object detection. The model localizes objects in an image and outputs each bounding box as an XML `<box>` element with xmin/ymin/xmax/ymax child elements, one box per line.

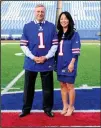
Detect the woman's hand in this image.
<box><xmin>68</xmin><ymin>62</ymin><xmax>74</xmax><ymax>72</ymax></box>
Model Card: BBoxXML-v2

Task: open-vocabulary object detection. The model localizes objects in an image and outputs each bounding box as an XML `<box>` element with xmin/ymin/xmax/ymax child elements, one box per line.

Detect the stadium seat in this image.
<box><xmin>1</xmin><ymin>1</ymin><xmax>100</xmax><ymax>40</ymax></box>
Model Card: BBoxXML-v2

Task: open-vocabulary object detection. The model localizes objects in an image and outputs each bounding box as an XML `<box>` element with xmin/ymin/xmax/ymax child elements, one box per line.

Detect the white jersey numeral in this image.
<box><xmin>59</xmin><ymin>40</ymin><xmax>64</xmax><ymax>56</ymax></box>
<box><xmin>38</xmin><ymin>32</ymin><xmax>45</xmax><ymax>48</ymax></box>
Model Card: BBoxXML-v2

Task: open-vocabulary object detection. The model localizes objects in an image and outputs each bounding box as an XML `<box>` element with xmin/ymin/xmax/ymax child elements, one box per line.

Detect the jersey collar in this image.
<box><xmin>34</xmin><ymin>19</ymin><xmax>46</xmax><ymax>24</ymax></box>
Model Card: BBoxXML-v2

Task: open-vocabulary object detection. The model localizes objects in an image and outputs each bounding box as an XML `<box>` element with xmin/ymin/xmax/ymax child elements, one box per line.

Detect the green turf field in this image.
<box><xmin>1</xmin><ymin>42</ymin><xmax>100</xmax><ymax>92</ymax></box>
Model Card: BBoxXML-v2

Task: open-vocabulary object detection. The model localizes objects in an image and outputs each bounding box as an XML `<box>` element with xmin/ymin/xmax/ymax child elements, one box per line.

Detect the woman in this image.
<box><xmin>56</xmin><ymin>11</ymin><xmax>81</xmax><ymax>116</ymax></box>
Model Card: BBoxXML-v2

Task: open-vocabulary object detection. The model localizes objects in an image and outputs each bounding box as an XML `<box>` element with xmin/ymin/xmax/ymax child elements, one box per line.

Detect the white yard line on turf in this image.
<box><xmin>1</xmin><ymin>44</ymin><xmax>7</xmax><ymax>45</ymax></box>
<box><xmin>1</xmin><ymin>43</ymin><xmax>20</xmax><ymax>45</ymax></box>
<box><xmin>81</xmin><ymin>43</ymin><xmax>100</xmax><ymax>45</ymax></box>
<box><xmin>1</xmin><ymin>87</ymin><xmax>20</xmax><ymax>89</ymax></box>
<box><xmin>1</xmin><ymin>70</ymin><xmax>25</xmax><ymax>95</ymax></box>
<box><xmin>1</xmin><ymin>86</ymin><xmax>100</xmax><ymax>95</ymax></box>
<box><xmin>1</xmin><ymin>109</ymin><xmax>100</xmax><ymax>113</ymax></box>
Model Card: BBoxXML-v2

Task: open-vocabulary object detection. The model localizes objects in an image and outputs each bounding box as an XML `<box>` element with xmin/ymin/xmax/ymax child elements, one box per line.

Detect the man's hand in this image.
<box><xmin>33</xmin><ymin>56</ymin><xmax>47</xmax><ymax>64</ymax></box>
<box><xmin>33</xmin><ymin>56</ymin><xmax>40</xmax><ymax>63</ymax></box>
<box><xmin>39</xmin><ymin>56</ymin><xmax>47</xmax><ymax>63</ymax></box>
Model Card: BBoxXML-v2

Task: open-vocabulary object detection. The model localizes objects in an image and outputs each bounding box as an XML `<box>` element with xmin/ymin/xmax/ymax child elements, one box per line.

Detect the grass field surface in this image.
<box><xmin>1</xmin><ymin>41</ymin><xmax>100</xmax><ymax>92</ymax></box>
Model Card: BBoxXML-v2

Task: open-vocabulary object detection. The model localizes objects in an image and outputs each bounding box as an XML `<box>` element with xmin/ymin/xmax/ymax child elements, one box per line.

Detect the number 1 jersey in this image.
<box><xmin>57</xmin><ymin>31</ymin><xmax>81</xmax><ymax>77</ymax></box>
<box><xmin>20</xmin><ymin>20</ymin><xmax>58</xmax><ymax>72</ymax></box>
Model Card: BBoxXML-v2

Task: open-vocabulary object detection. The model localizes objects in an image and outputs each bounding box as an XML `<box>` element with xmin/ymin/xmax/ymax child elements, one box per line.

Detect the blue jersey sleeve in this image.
<box><xmin>52</xmin><ymin>26</ymin><xmax>58</xmax><ymax>46</ymax></box>
<box><xmin>20</xmin><ymin>24</ymin><xmax>29</xmax><ymax>46</ymax></box>
<box><xmin>71</xmin><ymin>32</ymin><xmax>81</xmax><ymax>57</ymax></box>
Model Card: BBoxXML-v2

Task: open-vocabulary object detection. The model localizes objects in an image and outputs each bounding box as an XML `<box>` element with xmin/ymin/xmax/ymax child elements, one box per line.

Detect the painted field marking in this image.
<box><xmin>1</xmin><ymin>86</ymin><xmax>100</xmax><ymax>95</ymax></box>
<box><xmin>1</xmin><ymin>109</ymin><xmax>100</xmax><ymax>113</ymax></box>
<box><xmin>15</xmin><ymin>53</ymin><xmax>24</xmax><ymax>56</ymax></box>
<box><xmin>1</xmin><ymin>87</ymin><xmax>20</xmax><ymax>90</ymax></box>
<box><xmin>1</xmin><ymin>70</ymin><xmax>25</xmax><ymax>95</ymax></box>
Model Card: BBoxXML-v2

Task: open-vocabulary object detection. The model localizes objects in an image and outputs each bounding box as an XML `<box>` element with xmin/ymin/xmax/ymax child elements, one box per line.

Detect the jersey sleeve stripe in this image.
<box><xmin>52</xmin><ymin>42</ymin><xmax>58</xmax><ymax>44</ymax></box>
<box><xmin>72</xmin><ymin>51</ymin><xmax>80</xmax><ymax>53</ymax></box>
<box><xmin>20</xmin><ymin>43</ymin><xmax>28</xmax><ymax>46</ymax></box>
<box><xmin>72</xmin><ymin>48</ymin><xmax>80</xmax><ymax>51</ymax></box>
<box><xmin>52</xmin><ymin>39</ymin><xmax>58</xmax><ymax>42</ymax></box>
<box><xmin>20</xmin><ymin>40</ymin><xmax>29</xmax><ymax>43</ymax></box>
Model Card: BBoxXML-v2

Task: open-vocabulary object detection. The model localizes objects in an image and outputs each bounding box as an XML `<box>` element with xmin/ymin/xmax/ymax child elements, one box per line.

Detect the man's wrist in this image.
<box><xmin>45</xmin><ymin>55</ymin><xmax>49</xmax><ymax>60</ymax></box>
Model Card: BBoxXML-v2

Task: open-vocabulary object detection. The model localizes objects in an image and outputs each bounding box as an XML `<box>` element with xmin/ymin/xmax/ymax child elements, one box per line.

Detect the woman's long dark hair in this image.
<box><xmin>57</xmin><ymin>11</ymin><xmax>76</xmax><ymax>42</ymax></box>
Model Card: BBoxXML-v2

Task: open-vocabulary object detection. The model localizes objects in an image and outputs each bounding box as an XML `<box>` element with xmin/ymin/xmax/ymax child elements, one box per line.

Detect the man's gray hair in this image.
<box><xmin>35</xmin><ymin>4</ymin><xmax>46</xmax><ymax>10</ymax></box>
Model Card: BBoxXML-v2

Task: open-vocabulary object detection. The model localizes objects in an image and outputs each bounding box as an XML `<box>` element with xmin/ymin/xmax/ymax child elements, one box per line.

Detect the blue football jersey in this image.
<box><xmin>57</xmin><ymin>31</ymin><xmax>81</xmax><ymax>76</ymax></box>
<box><xmin>20</xmin><ymin>20</ymin><xmax>58</xmax><ymax>72</ymax></box>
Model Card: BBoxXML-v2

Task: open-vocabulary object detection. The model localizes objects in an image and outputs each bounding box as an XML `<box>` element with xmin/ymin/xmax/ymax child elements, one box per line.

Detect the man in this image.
<box><xmin>19</xmin><ymin>4</ymin><xmax>58</xmax><ymax>118</ymax></box>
